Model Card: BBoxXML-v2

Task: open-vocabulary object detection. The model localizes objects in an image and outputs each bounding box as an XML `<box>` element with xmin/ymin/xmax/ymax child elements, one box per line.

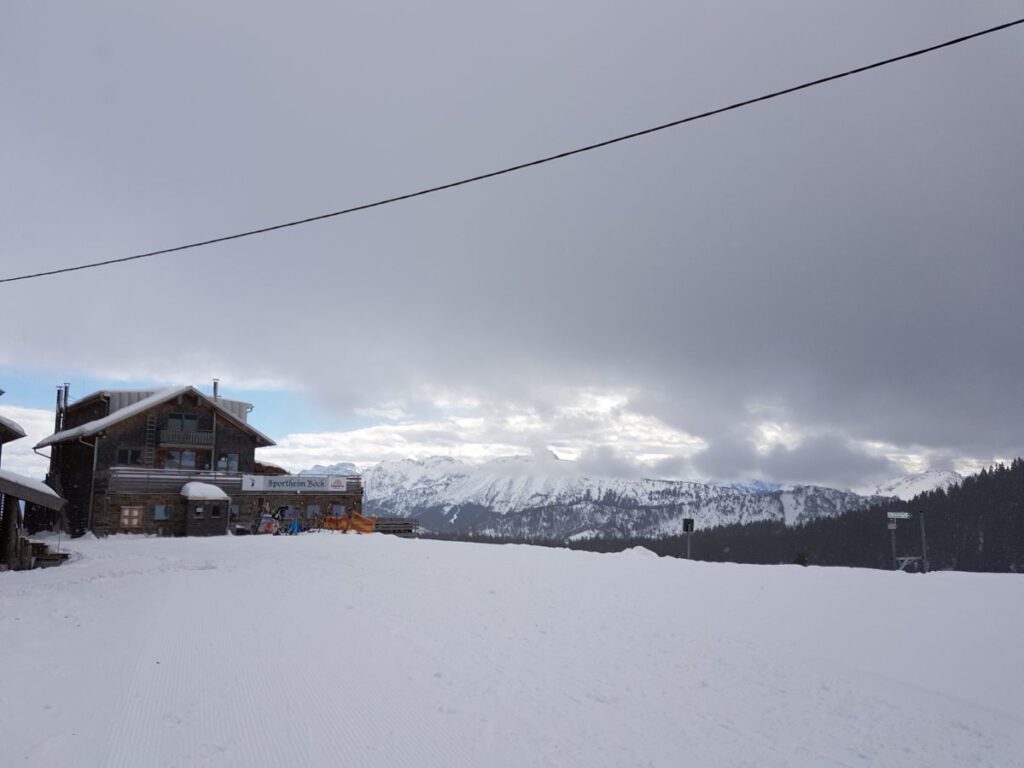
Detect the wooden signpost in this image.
<box><xmin>885</xmin><ymin>510</ymin><xmax>928</xmax><ymax>572</ymax></box>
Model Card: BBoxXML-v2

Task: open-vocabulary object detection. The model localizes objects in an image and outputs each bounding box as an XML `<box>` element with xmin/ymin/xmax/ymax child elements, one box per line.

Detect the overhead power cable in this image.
<box><xmin>3</xmin><ymin>17</ymin><xmax>1022</xmax><ymax>285</ymax></box>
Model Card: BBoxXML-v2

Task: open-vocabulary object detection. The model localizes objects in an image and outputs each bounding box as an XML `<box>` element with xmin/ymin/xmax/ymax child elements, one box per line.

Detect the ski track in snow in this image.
<box><xmin>1</xmin><ymin>534</ymin><xmax>1022</xmax><ymax>767</ymax></box>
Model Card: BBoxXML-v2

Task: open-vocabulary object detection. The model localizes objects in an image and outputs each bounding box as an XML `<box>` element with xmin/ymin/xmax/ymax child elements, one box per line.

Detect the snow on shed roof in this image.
<box><xmin>35</xmin><ymin>386</ymin><xmax>275</xmax><ymax>449</ymax></box>
<box><xmin>180</xmin><ymin>482</ymin><xmax>230</xmax><ymax>502</ymax></box>
<box><xmin>0</xmin><ymin>413</ymin><xmax>27</xmax><ymax>444</ymax></box>
<box><xmin>0</xmin><ymin>469</ymin><xmax>65</xmax><ymax>510</ymax></box>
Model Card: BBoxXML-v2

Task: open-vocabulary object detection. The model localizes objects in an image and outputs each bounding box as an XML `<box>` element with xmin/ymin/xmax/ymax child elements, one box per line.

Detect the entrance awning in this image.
<box><xmin>0</xmin><ymin>469</ymin><xmax>65</xmax><ymax>510</ymax></box>
<box><xmin>181</xmin><ymin>482</ymin><xmax>230</xmax><ymax>502</ymax></box>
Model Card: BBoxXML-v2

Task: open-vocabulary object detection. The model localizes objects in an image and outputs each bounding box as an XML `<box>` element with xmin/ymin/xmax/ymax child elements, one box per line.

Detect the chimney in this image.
<box><xmin>213</xmin><ymin>378</ymin><xmax>219</xmax><ymax>400</ymax></box>
<box><xmin>61</xmin><ymin>383</ymin><xmax>70</xmax><ymax>429</ymax></box>
<box><xmin>54</xmin><ymin>386</ymin><xmax>63</xmax><ymax>432</ymax></box>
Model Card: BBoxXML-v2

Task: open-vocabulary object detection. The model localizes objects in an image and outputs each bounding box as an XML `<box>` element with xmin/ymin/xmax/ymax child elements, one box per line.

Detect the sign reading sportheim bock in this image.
<box><xmin>241</xmin><ymin>475</ymin><xmax>353</xmax><ymax>493</ymax></box>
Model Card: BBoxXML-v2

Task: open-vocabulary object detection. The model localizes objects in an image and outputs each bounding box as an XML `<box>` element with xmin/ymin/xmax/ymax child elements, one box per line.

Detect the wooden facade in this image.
<box><xmin>33</xmin><ymin>387</ymin><xmax>299</xmax><ymax>536</ymax></box>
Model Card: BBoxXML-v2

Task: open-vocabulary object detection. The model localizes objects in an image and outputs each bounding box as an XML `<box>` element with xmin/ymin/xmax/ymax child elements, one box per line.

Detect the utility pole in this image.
<box><xmin>890</xmin><ymin>521</ymin><xmax>898</xmax><ymax>570</ymax></box>
<box><xmin>682</xmin><ymin>518</ymin><xmax>694</xmax><ymax>559</ymax></box>
<box><xmin>918</xmin><ymin>510</ymin><xmax>929</xmax><ymax>574</ymax></box>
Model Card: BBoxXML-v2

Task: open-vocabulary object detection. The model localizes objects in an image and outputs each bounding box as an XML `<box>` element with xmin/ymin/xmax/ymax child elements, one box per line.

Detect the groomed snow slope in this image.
<box><xmin>1</xmin><ymin>535</ymin><xmax>1021</xmax><ymax>767</ymax></box>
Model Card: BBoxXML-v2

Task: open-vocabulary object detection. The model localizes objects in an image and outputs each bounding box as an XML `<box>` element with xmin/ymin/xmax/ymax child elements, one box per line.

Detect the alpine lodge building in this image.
<box><xmin>33</xmin><ymin>384</ymin><xmax>363</xmax><ymax>537</ymax></box>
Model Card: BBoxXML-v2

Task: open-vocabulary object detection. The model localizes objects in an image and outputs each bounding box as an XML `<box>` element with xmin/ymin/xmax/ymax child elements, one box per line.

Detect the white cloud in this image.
<box><xmin>0</xmin><ymin>406</ymin><xmax>55</xmax><ymax>479</ymax></box>
<box><xmin>87</xmin><ymin>367</ymin><xmax>302</xmax><ymax>394</ymax></box>
<box><xmin>352</xmin><ymin>404</ymin><xmax>408</xmax><ymax>421</ymax></box>
<box><xmin>753</xmin><ymin>421</ymin><xmax>804</xmax><ymax>454</ymax></box>
<box><xmin>258</xmin><ymin>389</ymin><xmax>705</xmax><ymax>475</ymax></box>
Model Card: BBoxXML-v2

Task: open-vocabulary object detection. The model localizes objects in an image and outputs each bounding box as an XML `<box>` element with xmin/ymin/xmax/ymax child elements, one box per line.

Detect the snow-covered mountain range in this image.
<box><xmin>299</xmin><ymin>454</ymin><xmax>933</xmax><ymax>540</ymax></box>
<box><xmin>871</xmin><ymin>469</ymin><xmax>963</xmax><ymax>501</ymax></box>
<box><xmin>300</xmin><ymin>462</ymin><xmax>359</xmax><ymax>477</ymax></box>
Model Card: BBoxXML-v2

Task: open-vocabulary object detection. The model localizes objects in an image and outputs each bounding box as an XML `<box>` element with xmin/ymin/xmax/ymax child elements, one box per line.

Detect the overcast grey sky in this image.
<box><xmin>2</xmin><ymin>1</ymin><xmax>1022</xmax><ymax>487</ymax></box>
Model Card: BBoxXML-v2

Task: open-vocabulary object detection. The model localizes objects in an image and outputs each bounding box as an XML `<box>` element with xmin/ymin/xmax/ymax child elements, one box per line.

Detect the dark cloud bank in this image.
<box><xmin>2</xmin><ymin>1</ymin><xmax>1022</xmax><ymax>488</ymax></box>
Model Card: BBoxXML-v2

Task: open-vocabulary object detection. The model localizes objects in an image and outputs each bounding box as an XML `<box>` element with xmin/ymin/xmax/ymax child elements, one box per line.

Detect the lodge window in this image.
<box><xmin>228</xmin><ymin>504</ymin><xmax>239</xmax><ymax>521</ymax></box>
<box><xmin>120</xmin><ymin>506</ymin><xmax>143</xmax><ymax>528</ymax></box>
<box><xmin>193</xmin><ymin>505</ymin><xmax>204</xmax><ymax>519</ymax></box>
<box><xmin>330</xmin><ymin>504</ymin><xmax>346</xmax><ymax>517</ymax></box>
<box><xmin>307</xmin><ymin>504</ymin><xmax>321</xmax><ymax>519</ymax></box>
<box><xmin>211</xmin><ymin>505</ymin><xmax>222</xmax><ymax>518</ymax></box>
<box><xmin>165</xmin><ymin>450</ymin><xmax>197</xmax><ymax>470</ymax></box>
<box><xmin>166</xmin><ymin>413</ymin><xmax>199</xmax><ymax>432</ymax></box>
<box><xmin>116</xmin><ymin>448</ymin><xmax>143</xmax><ymax>466</ymax></box>
<box><xmin>216</xmin><ymin>452</ymin><xmax>239</xmax><ymax>472</ymax></box>
<box><xmin>153</xmin><ymin>505</ymin><xmax>169</xmax><ymax>521</ymax></box>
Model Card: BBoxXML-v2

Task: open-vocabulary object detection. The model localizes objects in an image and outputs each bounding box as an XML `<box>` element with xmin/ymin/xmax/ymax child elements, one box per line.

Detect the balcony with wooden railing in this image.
<box><xmin>159</xmin><ymin>429</ymin><xmax>214</xmax><ymax>446</ymax></box>
<box><xmin>103</xmin><ymin>467</ymin><xmax>242</xmax><ymax>495</ymax></box>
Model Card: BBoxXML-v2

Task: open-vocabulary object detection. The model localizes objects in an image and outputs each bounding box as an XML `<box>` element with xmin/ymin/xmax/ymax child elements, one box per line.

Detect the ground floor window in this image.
<box><xmin>330</xmin><ymin>504</ymin><xmax>346</xmax><ymax>516</ymax></box>
<box><xmin>211</xmin><ymin>505</ymin><xmax>222</xmax><ymax>518</ymax></box>
<box><xmin>120</xmin><ymin>506</ymin><xmax>143</xmax><ymax>528</ymax></box>
<box><xmin>193</xmin><ymin>505</ymin><xmax>205</xmax><ymax>519</ymax></box>
<box><xmin>216</xmin><ymin>452</ymin><xmax>239</xmax><ymax>472</ymax></box>
<box><xmin>153</xmin><ymin>504</ymin><xmax>169</xmax><ymax>521</ymax></box>
<box><xmin>307</xmin><ymin>504</ymin><xmax>321</xmax><ymax>519</ymax></box>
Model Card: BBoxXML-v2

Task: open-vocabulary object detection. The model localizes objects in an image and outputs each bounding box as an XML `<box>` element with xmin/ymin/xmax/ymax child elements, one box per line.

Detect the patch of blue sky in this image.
<box><xmin>0</xmin><ymin>369</ymin><xmax>374</xmax><ymax>441</ymax></box>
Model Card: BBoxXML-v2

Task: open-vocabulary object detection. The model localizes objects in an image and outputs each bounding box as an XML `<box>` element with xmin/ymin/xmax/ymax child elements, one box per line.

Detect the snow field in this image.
<box><xmin>1</xmin><ymin>534</ymin><xmax>1021</xmax><ymax>767</ymax></box>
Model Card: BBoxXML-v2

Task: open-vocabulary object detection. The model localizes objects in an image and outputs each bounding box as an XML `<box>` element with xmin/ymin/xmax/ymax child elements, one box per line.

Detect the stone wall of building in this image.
<box><xmin>99</xmin><ymin>493</ymin><xmax>192</xmax><ymax>537</ymax></box>
<box><xmin>184</xmin><ymin>500</ymin><xmax>231</xmax><ymax>537</ymax></box>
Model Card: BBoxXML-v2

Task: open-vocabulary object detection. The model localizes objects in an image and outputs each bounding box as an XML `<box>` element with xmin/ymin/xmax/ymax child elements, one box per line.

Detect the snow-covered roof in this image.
<box><xmin>180</xmin><ymin>482</ymin><xmax>230</xmax><ymax>502</ymax></box>
<box><xmin>35</xmin><ymin>386</ymin><xmax>275</xmax><ymax>449</ymax></box>
<box><xmin>0</xmin><ymin>469</ymin><xmax>65</xmax><ymax>510</ymax></box>
<box><xmin>70</xmin><ymin>388</ymin><xmax>253</xmax><ymax>423</ymax></box>
<box><xmin>0</xmin><ymin>413</ymin><xmax>27</xmax><ymax>444</ymax></box>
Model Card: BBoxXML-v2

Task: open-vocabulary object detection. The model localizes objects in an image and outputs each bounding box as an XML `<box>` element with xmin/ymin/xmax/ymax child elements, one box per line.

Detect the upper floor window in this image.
<box><xmin>216</xmin><ymin>452</ymin><xmax>239</xmax><ymax>472</ymax></box>
<box><xmin>116</xmin><ymin>448</ymin><xmax>143</xmax><ymax>466</ymax></box>
<box><xmin>167</xmin><ymin>413</ymin><xmax>199</xmax><ymax>432</ymax></box>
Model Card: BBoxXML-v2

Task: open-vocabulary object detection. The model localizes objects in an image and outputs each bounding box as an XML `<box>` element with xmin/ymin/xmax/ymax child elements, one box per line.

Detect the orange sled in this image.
<box><xmin>323</xmin><ymin>512</ymin><xmax>377</xmax><ymax>534</ymax></box>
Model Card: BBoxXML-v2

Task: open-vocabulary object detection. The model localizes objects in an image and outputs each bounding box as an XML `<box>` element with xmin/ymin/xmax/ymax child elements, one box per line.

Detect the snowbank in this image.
<box><xmin>0</xmin><ymin>535</ymin><xmax>1020</xmax><ymax>767</ymax></box>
